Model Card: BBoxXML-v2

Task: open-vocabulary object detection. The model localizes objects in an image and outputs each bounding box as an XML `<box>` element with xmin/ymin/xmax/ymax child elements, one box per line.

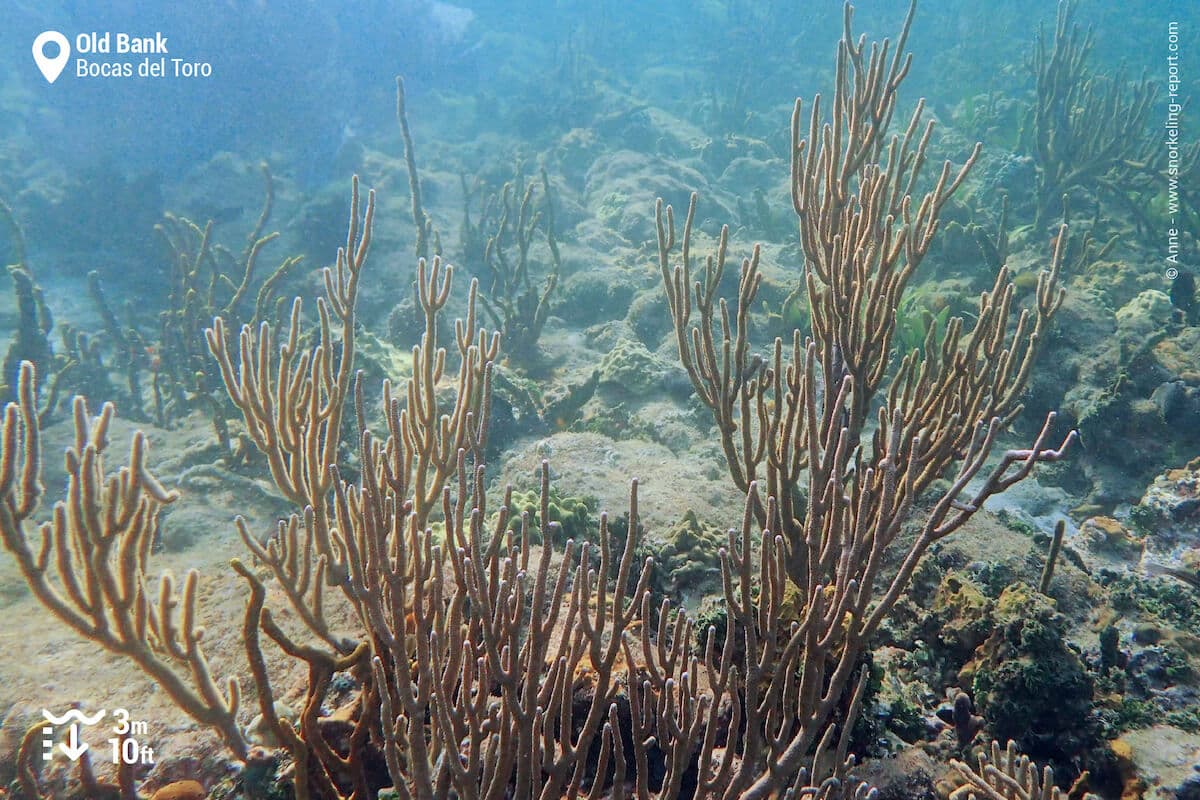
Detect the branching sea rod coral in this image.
<box><xmin>658</xmin><ymin>3</ymin><xmax>1074</xmax><ymax>797</ymax></box>
<box><xmin>478</xmin><ymin>167</ymin><xmax>561</xmax><ymax>365</ymax></box>
<box><xmin>0</xmin><ymin>362</ymin><xmax>247</xmax><ymax>761</ymax></box>
<box><xmin>1</xmin><ymin>163</ymin><xmax>899</xmax><ymax>797</ymax></box>
<box><xmin>949</xmin><ymin>740</ymin><xmax>1098</xmax><ymax>800</ymax></box>
<box><xmin>206</xmin><ymin>175</ymin><xmax>374</xmax><ymax>588</ymax></box>
<box><xmin>204</xmin><ymin>176</ymin><xmax>866</xmax><ymax>798</ymax></box>
<box><xmin>82</xmin><ymin>161</ymin><xmax>303</xmax><ymax>445</ymax></box>
<box><xmin>156</xmin><ymin>163</ymin><xmax>303</xmax><ymax>420</ymax></box>
<box><xmin>0</xmin><ymin>8</ymin><xmax>1094</xmax><ymax>800</ymax></box>
<box><xmin>1024</xmin><ymin>0</ymin><xmax>1200</xmax><ymax>233</ymax></box>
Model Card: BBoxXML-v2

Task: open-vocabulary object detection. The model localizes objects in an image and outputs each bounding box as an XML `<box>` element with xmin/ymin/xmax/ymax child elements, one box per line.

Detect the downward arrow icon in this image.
<box><xmin>59</xmin><ymin>723</ymin><xmax>88</xmax><ymax>761</ymax></box>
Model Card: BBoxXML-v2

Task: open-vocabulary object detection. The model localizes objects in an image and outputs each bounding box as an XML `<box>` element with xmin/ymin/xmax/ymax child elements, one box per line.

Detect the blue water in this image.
<box><xmin>3</xmin><ymin>0</ymin><xmax>1190</xmax><ymax>179</ymax></box>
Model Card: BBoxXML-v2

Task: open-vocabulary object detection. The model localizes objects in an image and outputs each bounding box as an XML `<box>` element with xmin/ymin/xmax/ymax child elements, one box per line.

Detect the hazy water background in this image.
<box><xmin>0</xmin><ymin>0</ymin><xmax>1196</xmax><ymax>350</ymax></box>
<box><xmin>2</xmin><ymin>0</ymin><xmax>1191</xmax><ymax>179</ymax></box>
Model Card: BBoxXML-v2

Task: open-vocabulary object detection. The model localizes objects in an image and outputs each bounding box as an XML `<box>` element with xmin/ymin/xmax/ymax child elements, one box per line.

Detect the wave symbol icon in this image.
<box><xmin>41</xmin><ymin>708</ymin><xmax>107</xmax><ymax>726</ymax></box>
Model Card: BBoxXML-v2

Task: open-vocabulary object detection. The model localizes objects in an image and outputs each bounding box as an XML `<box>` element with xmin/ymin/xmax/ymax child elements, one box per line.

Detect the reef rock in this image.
<box><xmin>597</xmin><ymin>337</ymin><xmax>672</xmax><ymax>396</ymax></box>
<box><xmin>1078</xmin><ymin>516</ymin><xmax>1144</xmax><ymax>561</ymax></box>
<box><xmin>1134</xmin><ymin>458</ymin><xmax>1200</xmax><ymax>551</ymax></box>
<box><xmin>1152</xmin><ymin>326</ymin><xmax>1200</xmax><ymax>383</ymax></box>
<box><xmin>967</xmin><ymin>582</ymin><xmax>1097</xmax><ymax>764</ymax></box>
<box><xmin>1115</xmin><ymin>290</ymin><xmax>1173</xmax><ymax>343</ymax></box>
<box><xmin>1116</xmin><ymin>725</ymin><xmax>1200</xmax><ymax>800</ymax></box>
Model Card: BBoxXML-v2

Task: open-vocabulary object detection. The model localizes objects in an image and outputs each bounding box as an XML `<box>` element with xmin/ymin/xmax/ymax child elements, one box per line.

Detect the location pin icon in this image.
<box><xmin>32</xmin><ymin>31</ymin><xmax>70</xmax><ymax>84</ymax></box>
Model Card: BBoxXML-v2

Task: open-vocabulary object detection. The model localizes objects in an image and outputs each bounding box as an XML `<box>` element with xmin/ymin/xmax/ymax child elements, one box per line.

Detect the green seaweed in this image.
<box><xmin>1108</xmin><ymin>575</ymin><xmax>1200</xmax><ymax>636</ymax></box>
<box><xmin>971</xmin><ymin>583</ymin><xmax>1098</xmax><ymax>764</ymax></box>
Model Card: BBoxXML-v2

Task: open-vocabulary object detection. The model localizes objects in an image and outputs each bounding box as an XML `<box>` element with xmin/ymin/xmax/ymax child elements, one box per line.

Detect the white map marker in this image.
<box><xmin>32</xmin><ymin>31</ymin><xmax>70</xmax><ymax>84</ymax></box>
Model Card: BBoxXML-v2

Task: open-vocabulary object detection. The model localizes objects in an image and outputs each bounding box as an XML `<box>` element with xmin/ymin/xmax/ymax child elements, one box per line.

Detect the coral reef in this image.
<box><xmin>474</xmin><ymin>166</ymin><xmax>562</xmax><ymax>365</ymax></box>
<box><xmin>655</xmin><ymin>3</ymin><xmax>1073</xmax><ymax>788</ymax></box>
<box><xmin>0</xmin><ymin>362</ymin><xmax>246</xmax><ymax>768</ymax></box>
<box><xmin>949</xmin><ymin>739</ymin><xmax>1098</xmax><ymax>800</ymax></box>
<box><xmin>651</xmin><ymin>510</ymin><xmax>726</xmax><ymax>599</ymax></box>
<box><xmin>150</xmin><ymin>164</ymin><xmax>301</xmax><ymax>432</ymax></box>
<box><xmin>1023</xmin><ymin>0</ymin><xmax>1199</xmax><ymax>233</ymax></box>
<box><xmin>968</xmin><ymin>583</ymin><xmax>1098</xmax><ymax>765</ymax></box>
<box><xmin>2</xmin><ymin>0</ymin><xmax>1198</xmax><ymax>797</ymax></box>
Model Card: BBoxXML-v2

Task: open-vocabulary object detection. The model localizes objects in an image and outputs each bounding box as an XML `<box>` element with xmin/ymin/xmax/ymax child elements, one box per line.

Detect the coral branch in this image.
<box><xmin>0</xmin><ymin>361</ymin><xmax>246</xmax><ymax>757</ymax></box>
